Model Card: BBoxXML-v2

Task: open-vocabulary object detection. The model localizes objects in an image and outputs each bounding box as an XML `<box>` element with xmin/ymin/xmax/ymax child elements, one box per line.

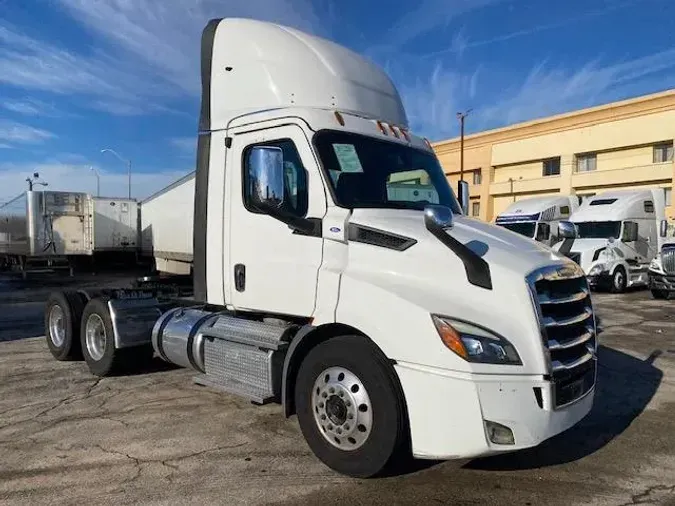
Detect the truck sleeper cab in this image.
<box><xmin>554</xmin><ymin>188</ymin><xmax>666</xmax><ymax>293</ymax></box>
<box><xmin>42</xmin><ymin>17</ymin><xmax>596</xmax><ymax>479</ymax></box>
<box><xmin>495</xmin><ymin>195</ymin><xmax>578</xmax><ymax>246</ymax></box>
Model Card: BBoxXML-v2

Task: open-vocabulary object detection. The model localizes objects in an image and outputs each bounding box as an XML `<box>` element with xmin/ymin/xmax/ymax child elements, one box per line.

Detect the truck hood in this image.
<box><xmin>349</xmin><ymin>208</ymin><xmax>566</xmax><ymax>275</ymax></box>
<box><xmin>551</xmin><ymin>237</ymin><xmax>617</xmax><ymax>271</ymax></box>
<box><xmin>340</xmin><ymin>209</ymin><xmax>582</xmax><ymax>375</ymax></box>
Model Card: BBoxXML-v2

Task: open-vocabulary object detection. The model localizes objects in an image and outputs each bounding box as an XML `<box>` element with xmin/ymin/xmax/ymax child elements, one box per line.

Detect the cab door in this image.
<box><xmin>226</xmin><ymin>124</ymin><xmax>326</xmax><ymax>317</ymax></box>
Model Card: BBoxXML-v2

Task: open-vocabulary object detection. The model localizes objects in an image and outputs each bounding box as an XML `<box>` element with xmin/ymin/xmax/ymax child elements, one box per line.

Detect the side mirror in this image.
<box><xmin>660</xmin><ymin>219</ymin><xmax>668</xmax><ymax>238</ymax></box>
<box><xmin>536</xmin><ymin>222</ymin><xmax>550</xmax><ymax>241</ymax></box>
<box><xmin>622</xmin><ymin>221</ymin><xmax>638</xmax><ymax>242</ymax></box>
<box><xmin>248</xmin><ymin>146</ymin><xmax>285</xmax><ymax>211</ymax></box>
<box><xmin>424</xmin><ymin>204</ymin><xmax>454</xmax><ymax>230</ymax></box>
<box><xmin>457</xmin><ymin>180</ymin><xmax>469</xmax><ymax>215</ymax></box>
<box><xmin>558</xmin><ymin>220</ymin><xmax>577</xmax><ymax>239</ymax></box>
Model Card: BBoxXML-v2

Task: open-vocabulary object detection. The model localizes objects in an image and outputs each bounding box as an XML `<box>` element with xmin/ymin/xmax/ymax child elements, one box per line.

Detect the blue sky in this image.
<box><xmin>1</xmin><ymin>0</ymin><xmax>674</xmax><ymax>202</ymax></box>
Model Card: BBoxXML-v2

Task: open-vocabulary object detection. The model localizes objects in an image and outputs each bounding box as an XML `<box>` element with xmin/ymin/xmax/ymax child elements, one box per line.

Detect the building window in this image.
<box><xmin>473</xmin><ymin>168</ymin><xmax>482</xmax><ymax>185</ymax></box>
<box><xmin>653</xmin><ymin>143</ymin><xmax>674</xmax><ymax>163</ymax></box>
<box><xmin>542</xmin><ymin>157</ymin><xmax>561</xmax><ymax>176</ymax></box>
<box><xmin>472</xmin><ymin>201</ymin><xmax>480</xmax><ymax>217</ymax></box>
<box><xmin>576</xmin><ymin>153</ymin><xmax>597</xmax><ymax>172</ymax></box>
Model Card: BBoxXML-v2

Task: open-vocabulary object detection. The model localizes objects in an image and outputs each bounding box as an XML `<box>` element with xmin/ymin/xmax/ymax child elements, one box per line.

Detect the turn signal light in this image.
<box><xmin>432</xmin><ymin>318</ymin><xmax>468</xmax><ymax>359</ymax></box>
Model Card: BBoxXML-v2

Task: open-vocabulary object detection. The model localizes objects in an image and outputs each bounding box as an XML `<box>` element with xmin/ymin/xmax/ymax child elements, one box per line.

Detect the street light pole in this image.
<box><xmin>456</xmin><ymin>109</ymin><xmax>472</xmax><ymax>182</ymax></box>
<box><xmin>100</xmin><ymin>148</ymin><xmax>131</xmax><ymax>199</ymax></box>
<box><xmin>90</xmin><ymin>166</ymin><xmax>100</xmax><ymax>197</ymax></box>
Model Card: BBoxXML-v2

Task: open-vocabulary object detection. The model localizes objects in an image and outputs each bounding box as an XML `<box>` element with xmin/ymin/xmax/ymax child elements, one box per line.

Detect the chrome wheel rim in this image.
<box><xmin>85</xmin><ymin>314</ymin><xmax>106</xmax><ymax>361</ymax></box>
<box><xmin>311</xmin><ymin>366</ymin><xmax>373</xmax><ymax>451</ymax></box>
<box><xmin>48</xmin><ymin>305</ymin><xmax>66</xmax><ymax>347</ymax></box>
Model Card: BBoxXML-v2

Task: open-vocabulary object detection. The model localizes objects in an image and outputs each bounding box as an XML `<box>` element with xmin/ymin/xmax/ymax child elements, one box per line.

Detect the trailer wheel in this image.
<box><xmin>610</xmin><ymin>266</ymin><xmax>627</xmax><ymax>293</ymax></box>
<box><xmin>44</xmin><ymin>291</ymin><xmax>85</xmax><ymax>361</ymax></box>
<box><xmin>294</xmin><ymin>336</ymin><xmax>407</xmax><ymax>478</ymax></box>
<box><xmin>80</xmin><ymin>297</ymin><xmax>124</xmax><ymax>377</ymax></box>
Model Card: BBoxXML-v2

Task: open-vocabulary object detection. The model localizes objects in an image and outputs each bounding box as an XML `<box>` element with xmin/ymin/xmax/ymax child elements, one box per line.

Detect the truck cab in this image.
<box><xmin>553</xmin><ymin>188</ymin><xmax>665</xmax><ymax>292</ymax></box>
<box><xmin>42</xmin><ymin>17</ymin><xmax>597</xmax><ymax>479</ymax></box>
<box><xmin>495</xmin><ymin>195</ymin><xmax>578</xmax><ymax>246</ymax></box>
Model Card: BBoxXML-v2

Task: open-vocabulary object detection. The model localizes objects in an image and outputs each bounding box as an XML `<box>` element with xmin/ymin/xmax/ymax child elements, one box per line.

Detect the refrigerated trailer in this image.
<box><xmin>43</xmin><ymin>17</ymin><xmax>597</xmax><ymax>478</ymax></box>
<box><xmin>0</xmin><ymin>190</ymin><xmax>138</xmax><ymax>275</ymax></box>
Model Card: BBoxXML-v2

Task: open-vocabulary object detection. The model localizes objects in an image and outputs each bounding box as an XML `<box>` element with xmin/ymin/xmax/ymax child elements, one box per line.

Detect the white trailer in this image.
<box><xmin>495</xmin><ymin>195</ymin><xmax>578</xmax><ymax>246</ymax></box>
<box><xmin>553</xmin><ymin>187</ymin><xmax>666</xmax><ymax>292</ymax></box>
<box><xmin>43</xmin><ymin>18</ymin><xmax>596</xmax><ymax>478</ymax></box>
<box><xmin>0</xmin><ymin>191</ymin><xmax>138</xmax><ymax>275</ymax></box>
<box><xmin>139</xmin><ymin>172</ymin><xmax>195</xmax><ymax>275</ymax></box>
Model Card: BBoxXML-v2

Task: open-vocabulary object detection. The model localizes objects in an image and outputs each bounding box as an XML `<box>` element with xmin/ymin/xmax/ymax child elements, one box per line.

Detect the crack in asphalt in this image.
<box><xmin>95</xmin><ymin>442</ymin><xmax>248</xmax><ymax>484</ymax></box>
<box><xmin>619</xmin><ymin>484</ymin><xmax>675</xmax><ymax>505</ymax></box>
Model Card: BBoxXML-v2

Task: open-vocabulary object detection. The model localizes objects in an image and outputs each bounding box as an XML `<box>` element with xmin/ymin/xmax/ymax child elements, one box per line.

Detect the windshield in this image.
<box><xmin>313</xmin><ymin>130</ymin><xmax>462</xmax><ymax>213</ymax></box>
<box><xmin>575</xmin><ymin>221</ymin><xmax>621</xmax><ymax>239</ymax></box>
<box><xmin>498</xmin><ymin>221</ymin><xmax>536</xmax><ymax>238</ymax></box>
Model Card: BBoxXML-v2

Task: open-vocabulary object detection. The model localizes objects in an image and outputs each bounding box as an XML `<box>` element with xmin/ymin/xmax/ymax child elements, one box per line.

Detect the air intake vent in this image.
<box><xmin>348</xmin><ymin>224</ymin><xmax>416</xmax><ymax>251</ymax></box>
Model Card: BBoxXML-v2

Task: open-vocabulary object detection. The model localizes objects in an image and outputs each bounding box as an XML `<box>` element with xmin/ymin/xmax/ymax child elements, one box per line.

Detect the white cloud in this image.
<box><xmin>1</xmin><ymin>98</ymin><xmax>62</xmax><ymax>116</ymax></box>
<box><xmin>0</xmin><ymin>143</ymin><xmax>11</xmax><ymax>149</ymax></box>
<box><xmin>0</xmin><ymin>161</ymin><xmax>189</xmax><ymax>202</ymax></box>
<box><xmin>56</xmin><ymin>0</ymin><xmax>326</xmax><ymax>95</ymax></box>
<box><xmin>0</xmin><ymin>120</ymin><xmax>55</xmax><ymax>145</ymax></box>
<box><xmin>398</xmin><ymin>45</ymin><xmax>675</xmax><ymax>140</ymax></box>
<box><xmin>475</xmin><ymin>48</ymin><xmax>675</xmax><ymax>129</ymax></box>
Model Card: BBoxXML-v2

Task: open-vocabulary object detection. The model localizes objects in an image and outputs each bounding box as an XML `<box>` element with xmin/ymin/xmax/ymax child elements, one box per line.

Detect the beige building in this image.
<box><xmin>432</xmin><ymin>89</ymin><xmax>675</xmax><ymax>222</ymax></box>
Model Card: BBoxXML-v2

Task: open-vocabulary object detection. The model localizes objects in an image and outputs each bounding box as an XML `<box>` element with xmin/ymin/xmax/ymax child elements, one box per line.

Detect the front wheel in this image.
<box><xmin>294</xmin><ymin>336</ymin><xmax>408</xmax><ymax>478</ymax></box>
<box><xmin>610</xmin><ymin>266</ymin><xmax>627</xmax><ymax>293</ymax></box>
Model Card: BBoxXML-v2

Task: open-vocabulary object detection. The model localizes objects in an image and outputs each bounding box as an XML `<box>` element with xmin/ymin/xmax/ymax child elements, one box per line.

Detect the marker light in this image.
<box><xmin>377</xmin><ymin>120</ymin><xmax>387</xmax><ymax>135</ymax></box>
<box><xmin>400</xmin><ymin>128</ymin><xmax>410</xmax><ymax>141</ymax></box>
<box><xmin>389</xmin><ymin>124</ymin><xmax>400</xmax><ymax>138</ymax></box>
<box><xmin>334</xmin><ymin>111</ymin><xmax>345</xmax><ymax>126</ymax></box>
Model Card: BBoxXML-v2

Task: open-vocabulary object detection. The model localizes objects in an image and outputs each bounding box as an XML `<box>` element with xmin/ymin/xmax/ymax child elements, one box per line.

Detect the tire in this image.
<box><xmin>651</xmin><ymin>289</ymin><xmax>669</xmax><ymax>300</ymax></box>
<box><xmin>80</xmin><ymin>297</ymin><xmax>124</xmax><ymax>377</ymax></box>
<box><xmin>294</xmin><ymin>335</ymin><xmax>407</xmax><ymax>478</ymax></box>
<box><xmin>610</xmin><ymin>266</ymin><xmax>627</xmax><ymax>293</ymax></box>
<box><xmin>44</xmin><ymin>291</ymin><xmax>86</xmax><ymax>361</ymax></box>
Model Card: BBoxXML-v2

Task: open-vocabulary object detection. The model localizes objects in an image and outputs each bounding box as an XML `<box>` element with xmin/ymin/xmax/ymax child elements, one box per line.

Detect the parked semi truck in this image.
<box><xmin>495</xmin><ymin>195</ymin><xmax>578</xmax><ymax>246</ymax></box>
<box><xmin>0</xmin><ymin>190</ymin><xmax>138</xmax><ymax>275</ymax></box>
<box><xmin>43</xmin><ymin>18</ymin><xmax>597</xmax><ymax>478</ymax></box>
<box><xmin>554</xmin><ymin>188</ymin><xmax>666</xmax><ymax>292</ymax></box>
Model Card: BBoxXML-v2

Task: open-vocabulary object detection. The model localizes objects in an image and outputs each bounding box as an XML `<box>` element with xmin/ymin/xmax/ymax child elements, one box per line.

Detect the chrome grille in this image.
<box><xmin>662</xmin><ymin>247</ymin><xmax>675</xmax><ymax>275</ymax></box>
<box><xmin>527</xmin><ymin>263</ymin><xmax>597</xmax><ymax>409</ymax></box>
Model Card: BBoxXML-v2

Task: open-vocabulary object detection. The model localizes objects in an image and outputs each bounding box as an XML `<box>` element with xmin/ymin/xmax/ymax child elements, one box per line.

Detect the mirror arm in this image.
<box><xmin>261</xmin><ymin>205</ymin><xmax>321</xmax><ymax>236</ymax></box>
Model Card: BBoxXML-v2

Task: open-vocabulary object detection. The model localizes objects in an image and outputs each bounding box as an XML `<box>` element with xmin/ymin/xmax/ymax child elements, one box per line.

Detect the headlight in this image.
<box><xmin>588</xmin><ymin>263</ymin><xmax>606</xmax><ymax>276</ymax></box>
<box><xmin>650</xmin><ymin>257</ymin><xmax>662</xmax><ymax>271</ymax></box>
<box><xmin>431</xmin><ymin>315</ymin><xmax>522</xmax><ymax>365</ymax></box>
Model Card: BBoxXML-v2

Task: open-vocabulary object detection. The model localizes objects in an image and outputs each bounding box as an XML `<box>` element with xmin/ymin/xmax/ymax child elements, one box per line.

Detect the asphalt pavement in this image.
<box><xmin>0</xmin><ymin>274</ymin><xmax>674</xmax><ymax>505</ymax></box>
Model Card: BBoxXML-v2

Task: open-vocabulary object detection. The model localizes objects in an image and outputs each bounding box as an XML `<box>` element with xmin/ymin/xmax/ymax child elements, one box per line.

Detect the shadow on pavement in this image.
<box><xmin>465</xmin><ymin>345</ymin><xmax>663</xmax><ymax>471</ymax></box>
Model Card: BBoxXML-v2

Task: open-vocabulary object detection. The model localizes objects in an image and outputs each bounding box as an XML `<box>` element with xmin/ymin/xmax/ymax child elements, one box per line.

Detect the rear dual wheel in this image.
<box><xmin>80</xmin><ymin>297</ymin><xmax>153</xmax><ymax>377</ymax></box>
<box><xmin>45</xmin><ymin>291</ymin><xmax>86</xmax><ymax>361</ymax></box>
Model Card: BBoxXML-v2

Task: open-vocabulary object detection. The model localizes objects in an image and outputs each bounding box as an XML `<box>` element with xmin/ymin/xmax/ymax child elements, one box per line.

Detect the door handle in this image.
<box><xmin>234</xmin><ymin>264</ymin><xmax>246</xmax><ymax>292</ymax></box>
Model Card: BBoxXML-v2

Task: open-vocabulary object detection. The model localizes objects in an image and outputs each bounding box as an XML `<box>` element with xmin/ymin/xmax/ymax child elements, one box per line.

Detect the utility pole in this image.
<box><xmin>456</xmin><ymin>109</ymin><xmax>472</xmax><ymax>182</ymax></box>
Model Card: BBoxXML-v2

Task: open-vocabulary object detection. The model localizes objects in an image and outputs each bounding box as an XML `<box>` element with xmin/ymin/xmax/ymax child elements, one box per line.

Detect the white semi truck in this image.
<box><xmin>647</xmin><ymin>220</ymin><xmax>675</xmax><ymax>299</ymax></box>
<box><xmin>554</xmin><ymin>188</ymin><xmax>666</xmax><ymax>293</ymax></box>
<box><xmin>43</xmin><ymin>18</ymin><xmax>597</xmax><ymax>478</ymax></box>
<box><xmin>495</xmin><ymin>195</ymin><xmax>579</xmax><ymax>246</ymax></box>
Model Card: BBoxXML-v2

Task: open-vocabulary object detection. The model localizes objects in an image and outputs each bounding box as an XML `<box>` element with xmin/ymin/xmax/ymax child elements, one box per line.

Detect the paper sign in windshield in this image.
<box><xmin>332</xmin><ymin>144</ymin><xmax>364</xmax><ymax>173</ymax></box>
